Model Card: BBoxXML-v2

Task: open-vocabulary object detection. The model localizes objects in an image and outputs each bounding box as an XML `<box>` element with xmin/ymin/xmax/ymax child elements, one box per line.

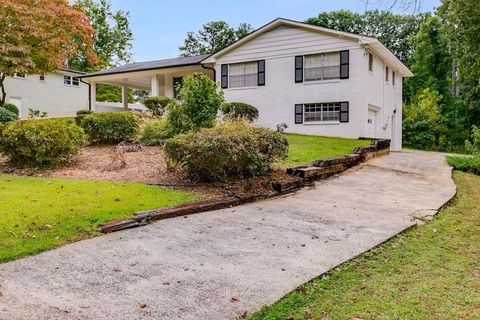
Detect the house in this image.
<box><xmin>4</xmin><ymin>69</ymin><xmax>89</xmax><ymax>118</ymax></box>
<box><xmin>79</xmin><ymin>18</ymin><xmax>413</xmax><ymax>151</ymax></box>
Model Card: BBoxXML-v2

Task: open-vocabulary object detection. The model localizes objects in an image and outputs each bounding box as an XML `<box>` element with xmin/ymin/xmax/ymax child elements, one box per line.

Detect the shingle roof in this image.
<box><xmin>79</xmin><ymin>54</ymin><xmax>211</xmax><ymax>78</ymax></box>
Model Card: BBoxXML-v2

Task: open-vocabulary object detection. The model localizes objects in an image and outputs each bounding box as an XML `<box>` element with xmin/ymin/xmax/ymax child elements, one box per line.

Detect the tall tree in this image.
<box><xmin>69</xmin><ymin>0</ymin><xmax>134</xmax><ymax>103</ymax></box>
<box><xmin>69</xmin><ymin>0</ymin><xmax>132</xmax><ymax>71</ymax></box>
<box><xmin>0</xmin><ymin>0</ymin><xmax>97</xmax><ymax>106</ymax></box>
<box><xmin>404</xmin><ymin>15</ymin><xmax>452</xmax><ymax>105</ymax></box>
<box><xmin>179</xmin><ymin>21</ymin><xmax>253</xmax><ymax>57</ymax></box>
<box><xmin>306</xmin><ymin>10</ymin><xmax>426</xmax><ymax>65</ymax></box>
<box><xmin>438</xmin><ymin>0</ymin><xmax>480</xmax><ymax>125</ymax></box>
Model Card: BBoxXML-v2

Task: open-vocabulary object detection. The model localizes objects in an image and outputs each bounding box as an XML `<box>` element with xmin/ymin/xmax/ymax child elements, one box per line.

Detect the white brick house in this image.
<box><xmin>80</xmin><ymin>18</ymin><xmax>412</xmax><ymax>151</ymax></box>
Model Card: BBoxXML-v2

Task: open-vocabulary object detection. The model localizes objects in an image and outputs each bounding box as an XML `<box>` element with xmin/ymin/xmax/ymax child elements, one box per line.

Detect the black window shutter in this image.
<box><xmin>295</xmin><ymin>56</ymin><xmax>303</xmax><ymax>83</ymax></box>
<box><xmin>339</xmin><ymin>102</ymin><xmax>349</xmax><ymax>123</ymax></box>
<box><xmin>221</xmin><ymin>64</ymin><xmax>228</xmax><ymax>88</ymax></box>
<box><xmin>340</xmin><ymin>50</ymin><xmax>349</xmax><ymax>79</ymax></box>
<box><xmin>257</xmin><ymin>60</ymin><xmax>265</xmax><ymax>86</ymax></box>
<box><xmin>295</xmin><ymin>104</ymin><xmax>303</xmax><ymax>124</ymax></box>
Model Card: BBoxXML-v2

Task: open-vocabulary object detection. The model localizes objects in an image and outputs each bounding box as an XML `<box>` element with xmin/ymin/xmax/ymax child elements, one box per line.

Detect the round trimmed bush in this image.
<box><xmin>0</xmin><ymin>118</ymin><xmax>85</xmax><ymax>167</ymax></box>
<box><xmin>3</xmin><ymin>103</ymin><xmax>19</xmax><ymax>116</ymax></box>
<box><xmin>164</xmin><ymin>119</ymin><xmax>288</xmax><ymax>182</ymax></box>
<box><xmin>75</xmin><ymin>109</ymin><xmax>94</xmax><ymax>126</ymax></box>
<box><xmin>221</xmin><ymin>102</ymin><xmax>259</xmax><ymax>122</ymax></box>
<box><xmin>81</xmin><ymin>111</ymin><xmax>140</xmax><ymax>144</ymax></box>
<box><xmin>143</xmin><ymin>96</ymin><xmax>173</xmax><ymax>116</ymax></box>
<box><xmin>0</xmin><ymin>108</ymin><xmax>19</xmax><ymax>124</ymax></box>
<box><xmin>140</xmin><ymin>118</ymin><xmax>170</xmax><ymax>146</ymax></box>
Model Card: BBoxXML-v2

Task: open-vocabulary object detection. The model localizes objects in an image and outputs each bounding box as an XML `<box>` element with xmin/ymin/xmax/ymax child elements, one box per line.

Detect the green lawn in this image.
<box><xmin>250</xmin><ymin>172</ymin><xmax>480</xmax><ymax>320</ymax></box>
<box><xmin>0</xmin><ymin>175</ymin><xmax>199</xmax><ymax>262</ymax></box>
<box><xmin>278</xmin><ymin>134</ymin><xmax>371</xmax><ymax>168</ymax></box>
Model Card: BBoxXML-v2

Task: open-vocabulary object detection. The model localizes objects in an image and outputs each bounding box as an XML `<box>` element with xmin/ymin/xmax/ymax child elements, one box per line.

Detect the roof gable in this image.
<box><xmin>202</xmin><ymin>18</ymin><xmax>412</xmax><ymax>77</ymax></box>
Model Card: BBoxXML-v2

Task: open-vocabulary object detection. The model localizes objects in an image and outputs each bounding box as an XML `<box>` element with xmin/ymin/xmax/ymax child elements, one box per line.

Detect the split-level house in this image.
<box><xmin>80</xmin><ymin>18</ymin><xmax>413</xmax><ymax>151</ymax></box>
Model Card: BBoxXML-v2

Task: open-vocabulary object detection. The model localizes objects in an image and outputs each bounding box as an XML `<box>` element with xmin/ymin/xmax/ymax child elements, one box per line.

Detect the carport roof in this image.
<box><xmin>79</xmin><ymin>54</ymin><xmax>211</xmax><ymax>78</ymax></box>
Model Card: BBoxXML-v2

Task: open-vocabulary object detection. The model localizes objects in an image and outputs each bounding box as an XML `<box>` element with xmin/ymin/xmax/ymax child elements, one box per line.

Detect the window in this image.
<box><xmin>385</xmin><ymin>66</ymin><xmax>389</xmax><ymax>82</ymax></box>
<box><xmin>173</xmin><ymin>77</ymin><xmax>183</xmax><ymax>98</ymax></box>
<box><xmin>229</xmin><ymin>62</ymin><xmax>258</xmax><ymax>88</ymax></box>
<box><xmin>304</xmin><ymin>52</ymin><xmax>340</xmax><ymax>81</ymax></box>
<box><xmin>304</xmin><ymin>102</ymin><xmax>340</xmax><ymax>122</ymax></box>
<box><xmin>39</xmin><ymin>74</ymin><xmax>45</xmax><ymax>81</ymax></box>
<box><xmin>15</xmin><ymin>73</ymin><xmax>25</xmax><ymax>78</ymax></box>
<box><xmin>368</xmin><ymin>53</ymin><xmax>373</xmax><ymax>72</ymax></box>
<box><xmin>392</xmin><ymin>71</ymin><xmax>396</xmax><ymax>86</ymax></box>
<box><xmin>64</xmin><ymin>75</ymin><xmax>79</xmax><ymax>86</ymax></box>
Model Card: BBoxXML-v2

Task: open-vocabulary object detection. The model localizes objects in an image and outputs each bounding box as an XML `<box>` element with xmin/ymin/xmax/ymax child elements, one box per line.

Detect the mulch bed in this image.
<box><xmin>0</xmin><ymin>144</ymin><xmax>293</xmax><ymax>200</ymax></box>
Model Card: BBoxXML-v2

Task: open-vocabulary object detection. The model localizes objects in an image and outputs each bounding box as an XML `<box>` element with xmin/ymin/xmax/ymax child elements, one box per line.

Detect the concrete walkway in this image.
<box><xmin>0</xmin><ymin>151</ymin><xmax>456</xmax><ymax>320</ymax></box>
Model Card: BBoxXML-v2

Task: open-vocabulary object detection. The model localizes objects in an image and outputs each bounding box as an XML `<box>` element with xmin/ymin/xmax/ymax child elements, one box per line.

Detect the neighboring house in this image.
<box><xmin>80</xmin><ymin>18</ymin><xmax>413</xmax><ymax>151</ymax></box>
<box><xmin>4</xmin><ymin>69</ymin><xmax>89</xmax><ymax>118</ymax></box>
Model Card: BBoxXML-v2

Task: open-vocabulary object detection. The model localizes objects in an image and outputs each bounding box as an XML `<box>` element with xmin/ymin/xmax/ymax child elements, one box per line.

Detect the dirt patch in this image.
<box><xmin>0</xmin><ymin>145</ymin><xmax>291</xmax><ymax>199</ymax></box>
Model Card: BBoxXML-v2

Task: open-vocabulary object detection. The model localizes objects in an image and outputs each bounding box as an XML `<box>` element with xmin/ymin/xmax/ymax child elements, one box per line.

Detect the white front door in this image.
<box><xmin>8</xmin><ymin>97</ymin><xmax>23</xmax><ymax>118</ymax></box>
<box><xmin>367</xmin><ymin>110</ymin><xmax>376</xmax><ymax>138</ymax></box>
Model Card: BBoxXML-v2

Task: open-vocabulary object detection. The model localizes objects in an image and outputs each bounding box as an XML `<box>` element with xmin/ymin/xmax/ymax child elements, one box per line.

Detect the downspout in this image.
<box><xmin>201</xmin><ymin>64</ymin><xmax>216</xmax><ymax>82</ymax></box>
<box><xmin>80</xmin><ymin>79</ymin><xmax>92</xmax><ymax>111</ymax></box>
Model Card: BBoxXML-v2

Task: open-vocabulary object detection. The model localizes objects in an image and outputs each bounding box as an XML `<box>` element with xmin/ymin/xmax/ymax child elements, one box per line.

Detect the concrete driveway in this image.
<box><xmin>0</xmin><ymin>151</ymin><xmax>456</xmax><ymax>320</ymax></box>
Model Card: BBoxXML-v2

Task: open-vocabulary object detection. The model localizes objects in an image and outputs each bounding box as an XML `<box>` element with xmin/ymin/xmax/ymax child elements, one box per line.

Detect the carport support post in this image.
<box><xmin>90</xmin><ymin>81</ymin><xmax>97</xmax><ymax>111</ymax></box>
<box><xmin>150</xmin><ymin>75</ymin><xmax>159</xmax><ymax>97</ymax></box>
<box><xmin>122</xmin><ymin>85</ymin><xmax>128</xmax><ymax>110</ymax></box>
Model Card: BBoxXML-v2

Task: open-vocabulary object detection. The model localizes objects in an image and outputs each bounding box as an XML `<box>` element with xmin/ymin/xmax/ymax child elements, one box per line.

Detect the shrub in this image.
<box><xmin>0</xmin><ymin>118</ymin><xmax>85</xmax><ymax>167</ymax></box>
<box><xmin>76</xmin><ymin>109</ymin><xmax>93</xmax><ymax>116</ymax></box>
<box><xmin>143</xmin><ymin>96</ymin><xmax>173</xmax><ymax>116</ymax></box>
<box><xmin>3</xmin><ymin>103</ymin><xmax>19</xmax><ymax>116</ymax></box>
<box><xmin>465</xmin><ymin>125</ymin><xmax>480</xmax><ymax>155</ymax></box>
<box><xmin>0</xmin><ymin>108</ymin><xmax>19</xmax><ymax>124</ymax></box>
<box><xmin>221</xmin><ymin>102</ymin><xmax>259</xmax><ymax>122</ymax></box>
<box><xmin>447</xmin><ymin>155</ymin><xmax>480</xmax><ymax>175</ymax></box>
<box><xmin>28</xmin><ymin>109</ymin><xmax>48</xmax><ymax>119</ymax></box>
<box><xmin>75</xmin><ymin>109</ymin><xmax>94</xmax><ymax>125</ymax></box>
<box><xmin>140</xmin><ymin>118</ymin><xmax>170</xmax><ymax>146</ymax></box>
<box><xmin>167</xmin><ymin>73</ymin><xmax>224</xmax><ymax>135</ymax></box>
<box><xmin>81</xmin><ymin>111</ymin><xmax>140</xmax><ymax>144</ymax></box>
<box><xmin>164</xmin><ymin>119</ymin><xmax>288</xmax><ymax>182</ymax></box>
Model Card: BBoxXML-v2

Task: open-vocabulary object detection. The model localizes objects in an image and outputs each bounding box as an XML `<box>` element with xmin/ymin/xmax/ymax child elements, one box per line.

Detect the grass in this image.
<box><xmin>447</xmin><ymin>155</ymin><xmax>480</xmax><ymax>175</ymax></box>
<box><xmin>249</xmin><ymin>172</ymin><xmax>480</xmax><ymax>320</ymax></box>
<box><xmin>0</xmin><ymin>174</ymin><xmax>199</xmax><ymax>262</ymax></box>
<box><xmin>278</xmin><ymin>134</ymin><xmax>371</xmax><ymax>168</ymax></box>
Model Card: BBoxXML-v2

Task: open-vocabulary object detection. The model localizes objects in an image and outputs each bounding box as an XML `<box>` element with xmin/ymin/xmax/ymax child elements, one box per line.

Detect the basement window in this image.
<box><xmin>304</xmin><ymin>102</ymin><xmax>340</xmax><ymax>122</ymax></box>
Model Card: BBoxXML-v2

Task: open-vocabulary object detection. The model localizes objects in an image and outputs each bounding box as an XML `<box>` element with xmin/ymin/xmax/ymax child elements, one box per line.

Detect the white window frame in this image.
<box><xmin>304</xmin><ymin>52</ymin><xmax>341</xmax><ymax>82</ymax></box>
<box><xmin>228</xmin><ymin>62</ymin><xmax>258</xmax><ymax>88</ymax></box>
<box><xmin>303</xmin><ymin>102</ymin><xmax>341</xmax><ymax>123</ymax></box>
<box><xmin>64</xmin><ymin>75</ymin><xmax>80</xmax><ymax>86</ymax></box>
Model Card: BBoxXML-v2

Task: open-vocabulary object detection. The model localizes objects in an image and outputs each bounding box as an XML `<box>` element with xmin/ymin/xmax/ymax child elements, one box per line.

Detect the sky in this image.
<box><xmin>110</xmin><ymin>0</ymin><xmax>441</xmax><ymax>62</ymax></box>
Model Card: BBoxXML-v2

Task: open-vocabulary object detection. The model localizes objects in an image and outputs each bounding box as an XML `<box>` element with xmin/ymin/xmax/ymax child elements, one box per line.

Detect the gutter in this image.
<box><xmin>79</xmin><ymin>79</ymin><xmax>92</xmax><ymax>111</ymax></box>
<box><xmin>201</xmin><ymin>64</ymin><xmax>216</xmax><ymax>82</ymax></box>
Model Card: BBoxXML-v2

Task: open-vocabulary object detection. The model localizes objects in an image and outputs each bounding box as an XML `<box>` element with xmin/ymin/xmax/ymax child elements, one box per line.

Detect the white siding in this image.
<box><xmin>4</xmin><ymin>72</ymin><xmax>89</xmax><ymax>118</ymax></box>
<box><xmin>215</xmin><ymin>25</ymin><xmax>367</xmax><ymax>139</ymax></box>
<box><xmin>365</xmin><ymin>51</ymin><xmax>403</xmax><ymax>150</ymax></box>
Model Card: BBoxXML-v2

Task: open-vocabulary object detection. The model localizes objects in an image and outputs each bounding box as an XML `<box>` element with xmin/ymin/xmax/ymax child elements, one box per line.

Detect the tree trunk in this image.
<box><xmin>0</xmin><ymin>75</ymin><xmax>6</xmax><ymax>107</ymax></box>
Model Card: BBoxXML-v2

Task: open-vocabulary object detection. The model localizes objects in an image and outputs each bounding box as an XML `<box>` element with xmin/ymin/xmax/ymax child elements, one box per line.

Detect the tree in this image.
<box><xmin>438</xmin><ymin>0</ymin><xmax>480</xmax><ymax>126</ymax></box>
<box><xmin>306</xmin><ymin>10</ymin><xmax>426</xmax><ymax>65</ymax></box>
<box><xmin>179</xmin><ymin>21</ymin><xmax>253</xmax><ymax>57</ymax></box>
<box><xmin>69</xmin><ymin>0</ymin><xmax>132</xmax><ymax>71</ymax></box>
<box><xmin>404</xmin><ymin>15</ymin><xmax>452</xmax><ymax>105</ymax></box>
<box><xmin>0</xmin><ymin>0</ymin><xmax>97</xmax><ymax>106</ymax></box>
<box><xmin>403</xmin><ymin>88</ymin><xmax>445</xmax><ymax>150</ymax></box>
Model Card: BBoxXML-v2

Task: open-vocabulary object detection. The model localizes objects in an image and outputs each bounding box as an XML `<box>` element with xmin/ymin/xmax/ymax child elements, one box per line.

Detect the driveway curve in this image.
<box><xmin>0</xmin><ymin>151</ymin><xmax>456</xmax><ymax>320</ymax></box>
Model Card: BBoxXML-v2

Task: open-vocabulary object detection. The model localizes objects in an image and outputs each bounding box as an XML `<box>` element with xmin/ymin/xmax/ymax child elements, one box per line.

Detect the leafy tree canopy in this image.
<box><xmin>305</xmin><ymin>10</ymin><xmax>426</xmax><ymax>64</ymax></box>
<box><xmin>179</xmin><ymin>21</ymin><xmax>253</xmax><ymax>57</ymax></box>
<box><xmin>0</xmin><ymin>0</ymin><xmax>97</xmax><ymax>105</ymax></box>
<box><xmin>69</xmin><ymin>0</ymin><xmax>133</xmax><ymax>71</ymax></box>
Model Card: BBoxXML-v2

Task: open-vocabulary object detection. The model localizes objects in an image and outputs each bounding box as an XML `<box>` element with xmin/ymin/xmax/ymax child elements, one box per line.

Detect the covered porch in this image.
<box><xmin>79</xmin><ymin>55</ymin><xmax>214</xmax><ymax>112</ymax></box>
